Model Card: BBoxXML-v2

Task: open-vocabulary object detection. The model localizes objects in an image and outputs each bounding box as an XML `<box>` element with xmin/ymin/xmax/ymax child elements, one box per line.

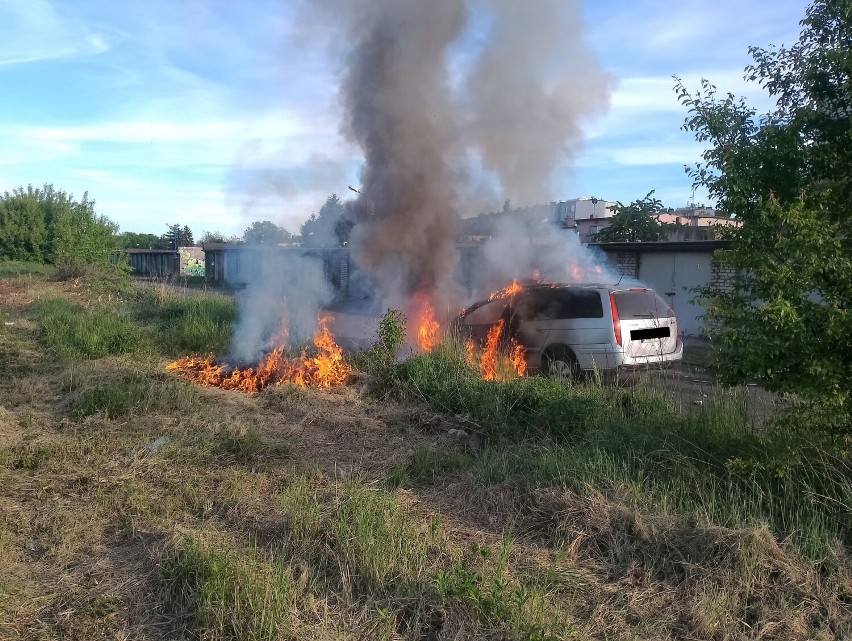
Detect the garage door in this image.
<box><xmin>638</xmin><ymin>251</ymin><xmax>713</xmax><ymax>336</ymax></box>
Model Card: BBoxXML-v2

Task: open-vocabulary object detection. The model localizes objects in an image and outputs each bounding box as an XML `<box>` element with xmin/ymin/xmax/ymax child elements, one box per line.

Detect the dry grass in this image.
<box><xmin>0</xmin><ymin>267</ymin><xmax>849</xmax><ymax>640</ymax></box>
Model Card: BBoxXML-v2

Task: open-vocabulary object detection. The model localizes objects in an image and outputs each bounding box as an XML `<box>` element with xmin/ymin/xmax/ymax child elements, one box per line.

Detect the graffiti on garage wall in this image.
<box><xmin>179</xmin><ymin>247</ymin><xmax>205</xmax><ymax>276</ymax></box>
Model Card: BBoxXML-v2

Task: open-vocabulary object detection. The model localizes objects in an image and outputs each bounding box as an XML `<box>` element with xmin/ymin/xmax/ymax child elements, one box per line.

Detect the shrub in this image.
<box><xmin>352</xmin><ymin>308</ymin><xmax>407</xmax><ymax>391</ymax></box>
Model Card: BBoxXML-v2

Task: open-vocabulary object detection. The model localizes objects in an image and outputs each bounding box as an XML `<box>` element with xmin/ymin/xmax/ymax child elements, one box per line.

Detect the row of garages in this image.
<box><xmin>128</xmin><ymin>241</ymin><xmax>731</xmax><ymax>337</ymax></box>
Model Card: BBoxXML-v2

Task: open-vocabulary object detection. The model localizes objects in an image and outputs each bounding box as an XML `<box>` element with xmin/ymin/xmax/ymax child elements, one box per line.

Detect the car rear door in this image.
<box><xmin>611</xmin><ymin>289</ymin><xmax>678</xmax><ymax>358</ymax></box>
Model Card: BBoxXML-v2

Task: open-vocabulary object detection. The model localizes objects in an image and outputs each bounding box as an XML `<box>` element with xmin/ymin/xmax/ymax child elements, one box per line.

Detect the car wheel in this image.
<box><xmin>544</xmin><ymin>347</ymin><xmax>579</xmax><ymax>380</ymax></box>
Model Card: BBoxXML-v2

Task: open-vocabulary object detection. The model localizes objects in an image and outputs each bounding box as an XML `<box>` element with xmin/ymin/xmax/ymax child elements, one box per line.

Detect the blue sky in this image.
<box><xmin>0</xmin><ymin>0</ymin><xmax>809</xmax><ymax>237</ymax></box>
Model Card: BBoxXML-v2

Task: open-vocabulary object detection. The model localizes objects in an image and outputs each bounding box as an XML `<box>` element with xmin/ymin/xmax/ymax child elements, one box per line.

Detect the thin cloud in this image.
<box><xmin>0</xmin><ymin>0</ymin><xmax>114</xmax><ymax>65</ymax></box>
<box><xmin>0</xmin><ymin>0</ymin><xmax>817</xmax><ymax>235</ymax></box>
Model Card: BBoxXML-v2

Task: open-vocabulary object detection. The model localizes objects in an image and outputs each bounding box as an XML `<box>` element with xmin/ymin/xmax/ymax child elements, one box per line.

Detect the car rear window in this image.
<box><xmin>518</xmin><ymin>289</ymin><xmax>604</xmax><ymax>320</ymax></box>
<box><xmin>613</xmin><ymin>290</ymin><xmax>671</xmax><ymax>319</ymax></box>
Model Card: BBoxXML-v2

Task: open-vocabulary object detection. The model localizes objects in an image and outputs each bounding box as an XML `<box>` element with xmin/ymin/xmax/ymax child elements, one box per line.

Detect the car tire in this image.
<box><xmin>543</xmin><ymin>346</ymin><xmax>579</xmax><ymax>380</ymax></box>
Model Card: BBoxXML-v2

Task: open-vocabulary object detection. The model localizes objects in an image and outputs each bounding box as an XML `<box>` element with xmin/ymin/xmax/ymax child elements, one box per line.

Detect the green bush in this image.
<box><xmin>0</xmin><ymin>184</ymin><xmax>120</xmax><ymax>265</ymax></box>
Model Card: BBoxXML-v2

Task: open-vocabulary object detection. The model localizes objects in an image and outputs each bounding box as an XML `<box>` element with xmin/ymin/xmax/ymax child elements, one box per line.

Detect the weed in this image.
<box><xmin>351</xmin><ymin>308</ymin><xmax>407</xmax><ymax>391</ymax></box>
<box><xmin>216</xmin><ymin>425</ymin><xmax>262</xmax><ymax>463</ymax></box>
<box><xmin>72</xmin><ymin>373</ymin><xmax>197</xmax><ymax>418</ymax></box>
<box><xmin>133</xmin><ymin>286</ymin><xmax>236</xmax><ymax>354</ymax></box>
<box><xmin>34</xmin><ymin>298</ymin><xmax>143</xmax><ymax>360</ymax></box>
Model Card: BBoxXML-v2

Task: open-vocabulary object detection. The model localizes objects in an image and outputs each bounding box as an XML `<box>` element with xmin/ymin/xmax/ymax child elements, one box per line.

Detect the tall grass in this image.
<box><xmin>395</xmin><ymin>341</ymin><xmax>675</xmax><ymax>439</ymax></box>
<box><xmin>30</xmin><ymin>281</ymin><xmax>236</xmax><ymax>361</ymax></box>
<box><xmin>162</xmin><ymin>478</ymin><xmax>576</xmax><ymax>640</ymax></box>
<box><xmin>133</xmin><ymin>284</ymin><xmax>237</xmax><ymax>354</ymax></box>
<box><xmin>34</xmin><ymin>298</ymin><xmax>143</xmax><ymax>360</ymax></box>
<box><xmin>0</xmin><ymin>260</ymin><xmax>54</xmax><ymax>278</ymax></box>
<box><xmin>387</xmin><ymin>340</ymin><xmax>852</xmax><ymax>561</ymax></box>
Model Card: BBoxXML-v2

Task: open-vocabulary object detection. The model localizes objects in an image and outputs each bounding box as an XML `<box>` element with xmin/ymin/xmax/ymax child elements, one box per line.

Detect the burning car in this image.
<box><xmin>453</xmin><ymin>282</ymin><xmax>682</xmax><ymax>377</ymax></box>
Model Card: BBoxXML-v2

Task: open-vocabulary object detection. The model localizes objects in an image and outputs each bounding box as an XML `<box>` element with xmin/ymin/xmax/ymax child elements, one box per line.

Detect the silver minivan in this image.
<box><xmin>454</xmin><ymin>283</ymin><xmax>682</xmax><ymax>376</ymax></box>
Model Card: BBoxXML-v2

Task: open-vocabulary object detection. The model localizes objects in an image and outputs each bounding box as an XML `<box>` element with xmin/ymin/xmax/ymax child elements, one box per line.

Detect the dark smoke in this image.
<box><xmin>338</xmin><ymin>1</ymin><xmax>468</xmax><ymax>314</ymax></box>
<box><xmin>331</xmin><ymin>0</ymin><xmax>612</xmax><ymax>315</ymax></box>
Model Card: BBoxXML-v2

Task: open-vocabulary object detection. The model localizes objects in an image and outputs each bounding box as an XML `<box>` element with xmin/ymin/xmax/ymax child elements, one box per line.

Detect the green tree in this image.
<box><xmin>181</xmin><ymin>225</ymin><xmax>194</xmax><ymax>246</ymax></box>
<box><xmin>161</xmin><ymin>224</ymin><xmax>194</xmax><ymax>248</ymax></box>
<box><xmin>120</xmin><ymin>232</ymin><xmax>169</xmax><ymax>249</ymax></box>
<box><xmin>51</xmin><ymin>191</ymin><xmax>120</xmax><ymax>265</ymax></box>
<box><xmin>199</xmin><ymin>230</ymin><xmax>243</xmax><ymax>244</ymax></box>
<box><xmin>0</xmin><ymin>187</ymin><xmax>46</xmax><ymax>261</ymax></box>
<box><xmin>594</xmin><ymin>192</ymin><xmax>674</xmax><ymax>242</ymax></box>
<box><xmin>300</xmin><ymin>194</ymin><xmax>353</xmax><ymax>247</ymax></box>
<box><xmin>163</xmin><ymin>224</ymin><xmax>180</xmax><ymax>250</ymax></box>
<box><xmin>677</xmin><ymin>0</ymin><xmax>852</xmax><ymax>424</ymax></box>
<box><xmin>0</xmin><ymin>184</ymin><xmax>119</xmax><ymax>265</ymax></box>
<box><xmin>243</xmin><ymin>220</ymin><xmax>292</xmax><ymax>244</ymax></box>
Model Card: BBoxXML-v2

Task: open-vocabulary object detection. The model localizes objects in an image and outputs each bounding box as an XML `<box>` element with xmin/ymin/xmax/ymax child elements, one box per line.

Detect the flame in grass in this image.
<box><xmin>510</xmin><ymin>341</ymin><xmax>527</xmax><ymax>377</ymax></box>
<box><xmin>417</xmin><ymin>304</ymin><xmax>441</xmax><ymax>352</ymax></box>
<box><xmin>167</xmin><ymin>316</ymin><xmax>350</xmax><ymax>393</ymax></box>
<box><xmin>465</xmin><ymin>339</ymin><xmax>477</xmax><ymax>368</ymax></box>
<box><xmin>466</xmin><ymin>319</ymin><xmax>526</xmax><ymax>381</ymax></box>
<box><xmin>480</xmin><ymin>319</ymin><xmax>505</xmax><ymax>381</ymax></box>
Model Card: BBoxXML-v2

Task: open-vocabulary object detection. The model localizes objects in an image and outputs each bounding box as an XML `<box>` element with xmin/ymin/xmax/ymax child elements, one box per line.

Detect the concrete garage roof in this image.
<box><xmin>588</xmin><ymin>240</ymin><xmax>732</xmax><ymax>252</ymax></box>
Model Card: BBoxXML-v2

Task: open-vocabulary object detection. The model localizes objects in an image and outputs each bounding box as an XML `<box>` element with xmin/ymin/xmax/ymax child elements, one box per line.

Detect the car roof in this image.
<box><xmin>465</xmin><ymin>282</ymin><xmax>654</xmax><ymax>308</ymax></box>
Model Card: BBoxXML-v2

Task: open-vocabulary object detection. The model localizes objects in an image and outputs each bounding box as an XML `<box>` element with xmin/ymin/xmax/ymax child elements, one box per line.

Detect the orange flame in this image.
<box><xmin>166</xmin><ymin>316</ymin><xmax>350</xmax><ymax>393</ymax></box>
<box><xmin>417</xmin><ymin>304</ymin><xmax>440</xmax><ymax>352</ymax></box>
<box><xmin>480</xmin><ymin>319</ymin><xmax>504</xmax><ymax>381</ymax></box>
<box><xmin>488</xmin><ymin>279</ymin><xmax>523</xmax><ymax>301</ymax></box>
<box><xmin>570</xmin><ymin>264</ymin><xmax>583</xmax><ymax>283</ymax></box>
<box><xmin>465</xmin><ymin>339</ymin><xmax>477</xmax><ymax>368</ymax></box>
<box><xmin>467</xmin><ymin>319</ymin><xmax>525</xmax><ymax>381</ymax></box>
<box><xmin>511</xmin><ymin>341</ymin><xmax>527</xmax><ymax>377</ymax></box>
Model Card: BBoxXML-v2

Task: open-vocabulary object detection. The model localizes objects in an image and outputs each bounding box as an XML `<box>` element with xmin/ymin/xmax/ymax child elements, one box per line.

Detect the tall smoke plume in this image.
<box><xmin>333</xmin><ymin>0</ymin><xmax>613</xmax><ymax>312</ymax></box>
<box><xmin>339</xmin><ymin>1</ymin><xmax>467</xmax><ymax>313</ymax></box>
<box><xmin>465</xmin><ymin>0</ymin><xmax>613</xmax><ymax>205</ymax></box>
<box><xmin>231</xmin><ymin>0</ymin><xmax>612</xmax><ymax>361</ymax></box>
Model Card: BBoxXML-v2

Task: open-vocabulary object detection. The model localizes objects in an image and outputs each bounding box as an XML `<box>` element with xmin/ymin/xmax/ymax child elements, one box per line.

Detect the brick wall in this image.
<box><xmin>710</xmin><ymin>257</ymin><xmax>736</xmax><ymax>293</ymax></box>
<box><xmin>613</xmin><ymin>251</ymin><xmax>640</xmax><ymax>279</ymax></box>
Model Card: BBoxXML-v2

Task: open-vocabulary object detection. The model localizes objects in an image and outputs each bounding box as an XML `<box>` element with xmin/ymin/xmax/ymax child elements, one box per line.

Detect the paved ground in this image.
<box><xmin>625</xmin><ymin>363</ymin><xmax>782</xmax><ymax>423</ymax></box>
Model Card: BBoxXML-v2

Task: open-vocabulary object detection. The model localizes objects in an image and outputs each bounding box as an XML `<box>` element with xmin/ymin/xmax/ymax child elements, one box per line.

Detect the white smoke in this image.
<box><xmin>473</xmin><ymin>215</ymin><xmax>621</xmax><ymax>299</ymax></box>
<box><xmin>229</xmin><ymin>247</ymin><xmax>336</xmax><ymax>363</ymax></box>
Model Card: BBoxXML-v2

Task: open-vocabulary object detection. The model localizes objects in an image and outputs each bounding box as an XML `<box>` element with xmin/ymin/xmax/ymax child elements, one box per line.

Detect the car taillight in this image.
<box><xmin>609</xmin><ymin>293</ymin><xmax>622</xmax><ymax>346</ymax></box>
<box><xmin>667</xmin><ymin>305</ymin><xmax>680</xmax><ymax>346</ymax></box>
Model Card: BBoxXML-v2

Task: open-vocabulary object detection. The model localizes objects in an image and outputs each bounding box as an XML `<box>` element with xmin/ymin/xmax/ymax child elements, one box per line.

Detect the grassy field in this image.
<box><xmin>0</xmin><ymin>263</ymin><xmax>849</xmax><ymax>640</ymax></box>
